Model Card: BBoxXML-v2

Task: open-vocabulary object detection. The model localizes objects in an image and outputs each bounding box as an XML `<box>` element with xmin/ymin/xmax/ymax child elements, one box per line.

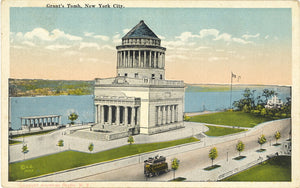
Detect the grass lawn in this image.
<box><xmin>204</xmin><ymin>164</ymin><xmax>221</xmax><ymax>171</ymax></box>
<box><xmin>9</xmin><ymin>137</ymin><xmax>198</xmax><ymax>181</ymax></box>
<box><xmin>9</xmin><ymin>140</ymin><xmax>22</xmax><ymax>145</ymax></box>
<box><xmin>222</xmin><ymin>156</ymin><xmax>291</xmax><ymax>181</ymax></box>
<box><xmin>204</xmin><ymin>125</ymin><xmax>246</xmax><ymax>136</ymax></box>
<box><xmin>170</xmin><ymin>177</ymin><xmax>186</xmax><ymax>181</ymax></box>
<box><xmin>11</xmin><ymin>130</ymin><xmax>55</xmax><ymax>139</ymax></box>
<box><xmin>189</xmin><ymin>111</ymin><xmax>274</xmax><ymax>127</ymax></box>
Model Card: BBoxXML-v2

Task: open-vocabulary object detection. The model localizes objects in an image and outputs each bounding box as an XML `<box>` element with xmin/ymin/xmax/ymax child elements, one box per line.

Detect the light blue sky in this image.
<box><xmin>9</xmin><ymin>8</ymin><xmax>292</xmax><ymax>84</ymax></box>
<box><xmin>10</xmin><ymin>8</ymin><xmax>291</xmax><ymax>44</ymax></box>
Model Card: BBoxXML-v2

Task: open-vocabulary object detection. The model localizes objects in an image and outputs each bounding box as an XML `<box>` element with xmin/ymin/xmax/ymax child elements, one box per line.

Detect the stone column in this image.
<box><xmin>154</xmin><ymin>51</ymin><xmax>157</xmax><ymax>68</ymax></box>
<box><xmin>124</xmin><ymin>106</ymin><xmax>128</xmax><ymax>126</ymax></box>
<box><xmin>175</xmin><ymin>105</ymin><xmax>178</xmax><ymax>122</ymax></box>
<box><xmin>149</xmin><ymin>51</ymin><xmax>152</xmax><ymax>67</ymax></box>
<box><xmin>136</xmin><ymin>107</ymin><xmax>140</xmax><ymax>125</ymax></box>
<box><xmin>161</xmin><ymin>106</ymin><xmax>164</xmax><ymax>125</ymax></box>
<box><xmin>117</xmin><ymin>52</ymin><xmax>119</xmax><ymax>67</ymax></box>
<box><xmin>166</xmin><ymin>106</ymin><xmax>169</xmax><ymax>124</ymax></box>
<box><xmin>101</xmin><ymin>105</ymin><xmax>104</xmax><ymax>124</ymax></box>
<box><xmin>126</xmin><ymin>51</ymin><xmax>129</xmax><ymax>67</ymax></box>
<box><xmin>108</xmin><ymin>106</ymin><xmax>112</xmax><ymax>124</ymax></box>
<box><xmin>162</xmin><ymin>53</ymin><xmax>165</xmax><ymax>68</ymax></box>
<box><xmin>170</xmin><ymin>105</ymin><xmax>174</xmax><ymax>123</ymax></box>
<box><xmin>133</xmin><ymin>51</ymin><xmax>136</xmax><ymax>67</ymax></box>
<box><xmin>131</xmin><ymin>107</ymin><xmax>135</xmax><ymax>126</ymax></box>
<box><xmin>98</xmin><ymin>105</ymin><xmax>101</xmax><ymax>123</ymax></box>
<box><xmin>143</xmin><ymin>51</ymin><xmax>146</xmax><ymax>67</ymax></box>
<box><xmin>138</xmin><ymin>50</ymin><xmax>141</xmax><ymax>67</ymax></box>
<box><xmin>116</xmin><ymin>106</ymin><xmax>120</xmax><ymax>126</ymax></box>
<box><xmin>155</xmin><ymin>106</ymin><xmax>159</xmax><ymax>126</ymax></box>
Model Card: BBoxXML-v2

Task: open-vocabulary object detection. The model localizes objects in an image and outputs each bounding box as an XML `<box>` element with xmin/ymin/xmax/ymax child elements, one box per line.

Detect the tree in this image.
<box><xmin>68</xmin><ymin>112</ymin><xmax>79</xmax><ymax>125</ymax></box>
<box><xmin>209</xmin><ymin>147</ymin><xmax>218</xmax><ymax>166</ymax></box>
<box><xmin>236</xmin><ymin>141</ymin><xmax>245</xmax><ymax>156</ymax></box>
<box><xmin>88</xmin><ymin>143</ymin><xmax>94</xmax><ymax>152</ymax></box>
<box><xmin>171</xmin><ymin>158</ymin><xmax>179</xmax><ymax>180</ymax></box>
<box><xmin>22</xmin><ymin>144</ymin><xmax>28</xmax><ymax>160</ymax></box>
<box><xmin>258</xmin><ymin>135</ymin><xmax>267</xmax><ymax>149</ymax></box>
<box><xmin>127</xmin><ymin>136</ymin><xmax>134</xmax><ymax>145</ymax></box>
<box><xmin>58</xmin><ymin>139</ymin><xmax>64</xmax><ymax>147</ymax></box>
<box><xmin>262</xmin><ymin>89</ymin><xmax>276</xmax><ymax>105</ymax></box>
<box><xmin>260</xmin><ymin>108</ymin><xmax>267</xmax><ymax>117</ymax></box>
<box><xmin>275</xmin><ymin>131</ymin><xmax>281</xmax><ymax>144</ymax></box>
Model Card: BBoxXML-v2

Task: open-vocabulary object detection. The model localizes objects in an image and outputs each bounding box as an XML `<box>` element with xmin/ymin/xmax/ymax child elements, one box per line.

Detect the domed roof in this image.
<box><xmin>122</xmin><ymin>20</ymin><xmax>160</xmax><ymax>40</ymax></box>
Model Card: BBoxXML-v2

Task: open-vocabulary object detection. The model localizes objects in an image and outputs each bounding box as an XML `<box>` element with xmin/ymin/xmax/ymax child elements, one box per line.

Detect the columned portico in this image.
<box><xmin>21</xmin><ymin>115</ymin><xmax>61</xmax><ymax>130</ymax></box>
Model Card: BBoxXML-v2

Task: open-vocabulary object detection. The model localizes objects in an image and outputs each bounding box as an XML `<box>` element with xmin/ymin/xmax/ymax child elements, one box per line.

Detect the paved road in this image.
<box><xmin>75</xmin><ymin>119</ymin><xmax>290</xmax><ymax>181</ymax></box>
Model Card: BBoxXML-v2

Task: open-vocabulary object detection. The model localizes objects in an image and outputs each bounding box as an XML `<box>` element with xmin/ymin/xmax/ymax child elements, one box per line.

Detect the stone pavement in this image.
<box><xmin>154</xmin><ymin>140</ymin><xmax>286</xmax><ymax>181</ymax></box>
<box><xmin>9</xmin><ymin>122</ymin><xmax>209</xmax><ymax>163</ymax></box>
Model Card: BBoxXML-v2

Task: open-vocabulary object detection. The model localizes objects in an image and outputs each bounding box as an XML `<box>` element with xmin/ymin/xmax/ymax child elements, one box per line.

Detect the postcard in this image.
<box><xmin>1</xmin><ymin>0</ymin><xmax>300</xmax><ymax>187</ymax></box>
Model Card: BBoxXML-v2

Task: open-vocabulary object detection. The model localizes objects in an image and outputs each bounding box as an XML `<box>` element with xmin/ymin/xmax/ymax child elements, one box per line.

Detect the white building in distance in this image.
<box><xmin>93</xmin><ymin>20</ymin><xmax>184</xmax><ymax>137</ymax></box>
<box><xmin>265</xmin><ymin>95</ymin><xmax>283</xmax><ymax>109</ymax></box>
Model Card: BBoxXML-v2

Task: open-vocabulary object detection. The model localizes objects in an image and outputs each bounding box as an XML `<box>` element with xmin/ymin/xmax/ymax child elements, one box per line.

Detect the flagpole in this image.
<box><xmin>230</xmin><ymin>72</ymin><xmax>233</xmax><ymax>109</ymax></box>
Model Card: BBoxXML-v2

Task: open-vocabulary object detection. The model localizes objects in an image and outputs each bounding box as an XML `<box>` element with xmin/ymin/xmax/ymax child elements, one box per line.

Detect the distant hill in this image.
<box><xmin>9</xmin><ymin>79</ymin><xmax>94</xmax><ymax>97</ymax></box>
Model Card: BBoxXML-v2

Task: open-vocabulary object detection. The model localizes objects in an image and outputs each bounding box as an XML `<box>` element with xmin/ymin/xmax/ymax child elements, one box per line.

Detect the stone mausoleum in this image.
<box><xmin>93</xmin><ymin>20</ymin><xmax>184</xmax><ymax>138</ymax></box>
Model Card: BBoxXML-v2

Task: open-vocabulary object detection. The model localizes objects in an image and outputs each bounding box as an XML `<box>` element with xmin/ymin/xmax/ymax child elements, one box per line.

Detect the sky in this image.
<box><xmin>9</xmin><ymin>8</ymin><xmax>292</xmax><ymax>85</ymax></box>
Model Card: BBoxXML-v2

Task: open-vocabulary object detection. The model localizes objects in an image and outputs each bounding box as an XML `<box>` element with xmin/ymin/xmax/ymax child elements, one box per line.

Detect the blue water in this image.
<box><xmin>10</xmin><ymin>87</ymin><xmax>291</xmax><ymax>130</ymax></box>
<box><xmin>10</xmin><ymin>95</ymin><xmax>95</xmax><ymax>130</ymax></box>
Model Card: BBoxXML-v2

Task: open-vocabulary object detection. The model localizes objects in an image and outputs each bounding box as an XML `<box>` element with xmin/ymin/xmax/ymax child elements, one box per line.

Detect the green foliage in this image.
<box><xmin>57</xmin><ymin>140</ymin><xmax>64</xmax><ymax>147</ymax></box>
<box><xmin>171</xmin><ymin>158</ymin><xmax>179</xmax><ymax>171</ymax></box>
<box><xmin>236</xmin><ymin>141</ymin><xmax>245</xmax><ymax>156</ymax></box>
<box><xmin>22</xmin><ymin>145</ymin><xmax>28</xmax><ymax>154</ymax></box>
<box><xmin>8</xmin><ymin>79</ymin><xmax>94</xmax><ymax>97</ymax></box>
<box><xmin>190</xmin><ymin>111</ymin><xmax>274</xmax><ymax>128</ymax></box>
<box><xmin>204</xmin><ymin>125</ymin><xmax>245</xmax><ymax>136</ymax></box>
<box><xmin>258</xmin><ymin>135</ymin><xmax>267</xmax><ymax>149</ymax></box>
<box><xmin>209</xmin><ymin>147</ymin><xmax>218</xmax><ymax>166</ymax></box>
<box><xmin>127</xmin><ymin>136</ymin><xmax>134</xmax><ymax>145</ymax></box>
<box><xmin>9</xmin><ymin>137</ymin><xmax>198</xmax><ymax>181</ymax></box>
<box><xmin>88</xmin><ymin>143</ymin><xmax>94</xmax><ymax>152</ymax></box>
<box><xmin>68</xmin><ymin>112</ymin><xmax>79</xmax><ymax>125</ymax></box>
<box><xmin>222</xmin><ymin>156</ymin><xmax>291</xmax><ymax>181</ymax></box>
<box><xmin>184</xmin><ymin>115</ymin><xmax>191</xmax><ymax>121</ymax></box>
<box><xmin>275</xmin><ymin>131</ymin><xmax>281</xmax><ymax>144</ymax></box>
<box><xmin>171</xmin><ymin>158</ymin><xmax>180</xmax><ymax>180</ymax></box>
<box><xmin>260</xmin><ymin>108</ymin><xmax>267</xmax><ymax>116</ymax></box>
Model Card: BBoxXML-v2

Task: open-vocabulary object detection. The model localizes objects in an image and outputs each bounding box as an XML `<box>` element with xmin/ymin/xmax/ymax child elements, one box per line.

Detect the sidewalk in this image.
<box><xmin>9</xmin><ymin>122</ymin><xmax>209</xmax><ymax>163</ymax></box>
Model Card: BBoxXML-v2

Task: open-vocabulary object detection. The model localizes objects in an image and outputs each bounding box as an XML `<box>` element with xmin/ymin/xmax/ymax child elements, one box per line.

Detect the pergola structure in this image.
<box><xmin>20</xmin><ymin>115</ymin><xmax>61</xmax><ymax>129</ymax></box>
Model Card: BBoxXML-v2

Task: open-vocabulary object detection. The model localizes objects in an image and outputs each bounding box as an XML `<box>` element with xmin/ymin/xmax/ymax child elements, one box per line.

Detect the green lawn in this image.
<box><xmin>11</xmin><ymin>130</ymin><xmax>55</xmax><ymax>139</ymax></box>
<box><xmin>204</xmin><ymin>125</ymin><xmax>246</xmax><ymax>136</ymax></box>
<box><xmin>189</xmin><ymin>111</ymin><xmax>274</xmax><ymax>127</ymax></box>
<box><xmin>9</xmin><ymin>137</ymin><xmax>199</xmax><ymax>181</ymax></box>
<box><xmin>222</xmin><ymin>156</ymin><xmax>291</xmax><ymax>181</ymax></box>
<box><xmin>9</xmin><ymin>140</ymin><xmax>22</xmax><ymax>145</ymax></box>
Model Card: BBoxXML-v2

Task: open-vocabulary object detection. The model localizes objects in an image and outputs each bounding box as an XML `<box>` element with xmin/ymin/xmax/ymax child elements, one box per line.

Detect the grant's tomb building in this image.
<box><xmin>93</xmin><ymin>20</ymin><xmax>185</xmax><ymax>138</ymax></box>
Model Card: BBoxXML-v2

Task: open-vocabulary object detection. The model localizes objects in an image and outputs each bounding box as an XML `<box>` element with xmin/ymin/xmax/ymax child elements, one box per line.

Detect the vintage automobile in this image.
<box><xmin>144</xmin><ymin>155</ymin><xmax>169</xmax><ymax>177</ymax></box>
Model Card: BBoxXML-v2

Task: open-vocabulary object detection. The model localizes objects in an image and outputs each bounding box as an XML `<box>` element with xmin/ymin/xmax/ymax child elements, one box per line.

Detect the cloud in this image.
<box><xmin>84</xmin><ymin>31</ymin><xmax>109</xmax><ymax>41</ymax></box>
<box><xmin>45</xmin><ymin>44</ymin><xmax>72</xmax><ymax>50</ymax></box>
<box><xmin>157</xmin><ymin>35</ymin><xmax>166</xmax><ymax>40</ymax></box>
<box><xmin>242</xmin><ymin>33</ymin><xmax>260</xmax><ymax>40</ymax></box>
<box><xmin>167</xmin><ymin>54</ymin><xmax>189</xmax><ymax>60</ymax></box>
<box><xmin>214</xmin><ymin>33</ymin><xmax>232</xmax><ymax>42</ymax></box>
<box><xmin>22</xmin><ymin>41</ymin><xmax>36</xmax><ymax>47</ymax></box>
<box><xmin>24</xmin><ymin>28</ymin><xmax>82</xmax><ymax>41</ymax></box>
<box><xmin>199</xmin><ymin>29</ymin><xmax>220</xmax><ymax>38</ymax></box>
<box><xmin>94</xmin><ymin>35</ymin><xmax>109</xmax><ymax>41</ymax></box>
<box><xmin>195</xmin><ymin>46</ymin><xmax>211</xmax><ymax>51</ymax></box>
<box><xmin>175</xmin><ymin>32</ymin><xmax>198</xmax><ymax>41</ymax></box>
<box><xmin>232</xmin><ymin>37</ymin><xmax>253</xmax><ymax>44</ymax></box>
<box><xmin>123</xmin><ymin>28</ymin><xmax>130</xmax><ymax>34</ymax></box>
<box><xmin>84</xmin><ymin>32</ymin><xmax>94</xmax><ymax>37</ymax></box>
<box><xmin>265</xmin><ymin>35</ymin><xmax>269</xmax><ymax>39</ymax></box>
<box><xmin>113</xmin><ymin>34</ymin><xmax>121</xmax><ymax>44</ymax></box>
<box><xmin>79</xmin><ymin>42</ymin><xmax>100</xmax><ymax>50</ymax></box>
